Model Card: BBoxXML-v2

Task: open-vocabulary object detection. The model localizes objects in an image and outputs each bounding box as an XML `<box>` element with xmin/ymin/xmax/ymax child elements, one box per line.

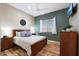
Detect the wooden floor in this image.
<box><xmin>0</xmin><ymin>41</ymin><xmax>60</xmax><ymax>56</ymax></box>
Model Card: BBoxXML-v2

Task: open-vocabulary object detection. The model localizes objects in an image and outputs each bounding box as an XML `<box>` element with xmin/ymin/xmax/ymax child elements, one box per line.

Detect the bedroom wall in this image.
<box><xmin>0</xmin><ymin>30</ymin><xmax>1</xmax><ymax>49</ymax></box>
<box><xmin>0</xmin><ymin>3</ymin><xmax>35</xmax><ymax>36</ymax></box>
<box><xmin>69</xmin><ymin>3</ymin><xmax>79</xmax><ymax>55</ymax></box>
<box><xmin>0</xmin><ymin>15</ymin><xmax>1</xmax><ymax>49</ymax></box>
<box><xmin>35</xmin><ymin>9</ymin><xmax>69</xmax><ymax>41</ymax></box>
<box><xmin>69</xmin><ymin>4</ymin><xmax>79</xmax><ymax>33</ymax></box>
<box><xmin>0</xmin><ymin>3</ymin><xmax>35</xmax><ymax>49</ymax></box>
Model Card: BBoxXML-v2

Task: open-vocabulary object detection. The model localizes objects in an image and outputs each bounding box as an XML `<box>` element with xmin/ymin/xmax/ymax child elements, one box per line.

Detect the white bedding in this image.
<box><xmin>13</xmin><ymin>35</ymin><xmax>46</xmax><ymax>56</ymax></box>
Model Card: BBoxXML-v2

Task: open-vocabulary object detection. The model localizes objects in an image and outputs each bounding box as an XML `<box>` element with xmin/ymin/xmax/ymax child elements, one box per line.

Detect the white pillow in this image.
<box><xmin>16</xmin><ymin>31</ymin><xmax>21</xmax><ymax>37</ymax></box>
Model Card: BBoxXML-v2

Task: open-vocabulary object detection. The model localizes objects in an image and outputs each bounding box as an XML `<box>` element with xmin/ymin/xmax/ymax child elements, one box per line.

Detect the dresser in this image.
<box><xmin>1</xmin><ymin>37</ymin><xmax>13</xmax><ymax>51</ymax></box>
<box><xmin>60</xmin><ymin>32</ymin><xmax>78</xmax><ymax>56</ymax></box>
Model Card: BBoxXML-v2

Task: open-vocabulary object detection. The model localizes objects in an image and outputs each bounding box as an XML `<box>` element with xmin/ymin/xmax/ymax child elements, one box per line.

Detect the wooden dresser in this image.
<box><xmin>1</xmin><ymin>37</ymin><xmax>13</xmax><ymax>51</ymax></box>
<box><xmin>60</xmin><ymin>32</ymin><xmax>78</xmax><ymax>56</ymax></box>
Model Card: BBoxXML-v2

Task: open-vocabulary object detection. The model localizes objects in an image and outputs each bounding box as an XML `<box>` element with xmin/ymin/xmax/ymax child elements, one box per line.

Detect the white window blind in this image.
<box><xmin>40</xmin><ymin>17</ymin><xmax>57</xmax><ymax>34</ymax></box>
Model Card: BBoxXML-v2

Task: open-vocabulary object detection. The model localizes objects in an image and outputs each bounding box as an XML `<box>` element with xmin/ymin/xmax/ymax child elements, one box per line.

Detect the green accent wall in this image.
<box><xmin>35</xmin><ymin>9</ymin><xmax>69</xmax><ymax>41</ymax></box>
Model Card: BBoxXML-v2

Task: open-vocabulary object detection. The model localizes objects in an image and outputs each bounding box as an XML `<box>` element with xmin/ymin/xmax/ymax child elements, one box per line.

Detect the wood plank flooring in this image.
<box><xmin>0</xmin><ymin>41</ymin><xmax>60</xmax><ymax>56</ymax></box>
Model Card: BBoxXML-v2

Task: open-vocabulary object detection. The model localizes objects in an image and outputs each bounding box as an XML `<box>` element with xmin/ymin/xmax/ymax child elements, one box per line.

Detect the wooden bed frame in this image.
<box><xmin>12</xmin><ymin>29</ymin><xmax>47</xmax><ymax>56</ymax></box>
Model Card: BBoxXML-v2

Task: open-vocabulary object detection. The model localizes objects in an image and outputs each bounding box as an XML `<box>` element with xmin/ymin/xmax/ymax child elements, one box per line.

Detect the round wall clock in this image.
<box><xmin>20</xmin><ymin>19</ymin><xmax>26</xmax><ymax>26</ymax></box>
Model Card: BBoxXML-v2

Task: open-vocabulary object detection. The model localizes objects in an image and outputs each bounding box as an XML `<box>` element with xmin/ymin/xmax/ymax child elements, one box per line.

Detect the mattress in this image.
<box><xmin>13</xmin><ymin>35</ymin><xmax>46</xmax><ymax>56</ymax></box>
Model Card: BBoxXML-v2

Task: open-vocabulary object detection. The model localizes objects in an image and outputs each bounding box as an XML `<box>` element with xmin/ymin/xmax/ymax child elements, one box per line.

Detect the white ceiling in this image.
<box><xmin>9</xmin><ymin>3</ymin><xmax>69</xmax><ymax>17</ymax></box>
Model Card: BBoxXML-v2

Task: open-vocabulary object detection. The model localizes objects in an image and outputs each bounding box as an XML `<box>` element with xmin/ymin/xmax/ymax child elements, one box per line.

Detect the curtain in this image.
<box><xmin>40</xmin><ymin>17</ymin><xmax>57</xmax><ymax>34</ymax></box>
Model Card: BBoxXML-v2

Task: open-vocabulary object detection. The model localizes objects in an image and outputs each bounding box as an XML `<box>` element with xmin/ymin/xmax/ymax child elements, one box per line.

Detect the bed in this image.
<box><xmin>12</xmin><ymin>29</ymin><xmax>47</xmax><ymax>56</ymax></box>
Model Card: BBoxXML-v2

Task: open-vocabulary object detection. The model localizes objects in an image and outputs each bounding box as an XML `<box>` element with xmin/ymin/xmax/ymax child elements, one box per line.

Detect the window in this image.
<box><xmin>40</xmin><ymin>17</ymin><xmax>57</xmax><ymax>34</ymax></box>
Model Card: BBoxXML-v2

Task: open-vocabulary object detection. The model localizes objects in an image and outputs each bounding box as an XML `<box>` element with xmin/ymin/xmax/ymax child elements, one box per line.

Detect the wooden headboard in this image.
<box><xmin>12</xmin><ymin>29</ymin><xmax>30</xmax><ymax>37</ymax></box>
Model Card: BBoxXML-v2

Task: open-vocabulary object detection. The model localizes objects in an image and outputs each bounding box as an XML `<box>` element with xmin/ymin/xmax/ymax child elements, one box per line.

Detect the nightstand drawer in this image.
<box><xmin>4</xmin><ymin>39</ymin><xmax>13</xmax><ymax>49</ymax></box>
<box><xmin>1</xmin><ymin>37</ymin><xmax>13</xmax><ymax>51</ymax></box>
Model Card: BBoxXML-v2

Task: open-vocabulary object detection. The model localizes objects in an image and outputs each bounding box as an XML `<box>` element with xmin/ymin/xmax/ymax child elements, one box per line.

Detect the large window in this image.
<box><xmin>40</xmin><ymin>17</ymin><xmax>57</xmax><ymax>34</ymax></box>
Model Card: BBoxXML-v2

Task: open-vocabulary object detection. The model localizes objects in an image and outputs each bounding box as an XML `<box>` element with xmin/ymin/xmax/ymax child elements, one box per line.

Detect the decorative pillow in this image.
<box><xmin>24</xmin><ymin>30</ymin><xmax>32</xmax><ymax>37</ymax></box>
<box><xmin>21</xmin><ymin>30</ymin><xmax>32</xmax><ymax>37</ymax></box>
<box><xmin>20</xmin><ymin>31</ymin><xmax>27</xmax><ymax>37</ymax></box>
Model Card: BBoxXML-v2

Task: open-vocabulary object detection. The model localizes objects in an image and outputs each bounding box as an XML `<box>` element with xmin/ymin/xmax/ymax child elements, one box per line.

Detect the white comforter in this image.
<box><xmin>13</xmin><ymin>35</ymin><xmax>46</xmax><ymax>56</ymax></box>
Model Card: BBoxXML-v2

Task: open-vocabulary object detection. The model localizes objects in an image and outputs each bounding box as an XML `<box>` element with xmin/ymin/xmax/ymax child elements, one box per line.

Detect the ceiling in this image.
<box><xmin>9</xmin><ymin>3</ymin><xmax>69</xmax><ymax>17</ymax></box>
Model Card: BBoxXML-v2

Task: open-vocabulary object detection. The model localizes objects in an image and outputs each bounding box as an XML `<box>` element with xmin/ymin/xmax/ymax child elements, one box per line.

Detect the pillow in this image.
<box><xmin>20</xmin><ymin>30</ymin><xmax>32</xmax><ymax>37</ymax></box>
<box><xmin>16</xmin><ymin>30</ymin><xmax>32</xmax><ymax>37</ymax></box>
<box><xmin>24</xmin><ymin>31</ymin><xmax>32</xmax><ymax>37</ymax></box>
<box><xmin>20</xmin><ymin>31</ymin><xmax>26</xmax><ymax>37</ymax></box>
<box><xmin>16</xmin><ymin>31</ymin><xmax>21</xmax><ymax>37</ymax></box>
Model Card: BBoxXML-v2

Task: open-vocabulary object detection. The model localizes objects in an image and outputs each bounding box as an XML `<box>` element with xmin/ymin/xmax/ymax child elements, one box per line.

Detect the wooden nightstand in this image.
<box><xmin>1</xmin><ymin>37</ymin><xmax>13</xmax><ymax>51</ymax></box>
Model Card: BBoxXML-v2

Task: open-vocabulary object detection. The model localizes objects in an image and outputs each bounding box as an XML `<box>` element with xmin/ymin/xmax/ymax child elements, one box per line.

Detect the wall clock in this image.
<box><xmin>20</xmin><ymin>19</ymin><xmax>26</xmax><ymax>26</ymax></box>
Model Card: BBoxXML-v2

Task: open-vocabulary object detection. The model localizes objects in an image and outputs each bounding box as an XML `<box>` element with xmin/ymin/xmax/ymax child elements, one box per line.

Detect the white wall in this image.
<box><xmin>0</xmin><ymin>27</ymin><xmax>1</xmax><ymax>50</ymax></box>
<box><xmin>0</xmin><ymin>3</ymin><xmax>35</xmax><ymax>49</ymax></box>
<box><xmin>0</xmin><ymin>3</ymin><xmax>35</xmax><ymax>36</ymax></box>
<box><xmin>69</xmin><ymin>4</ymin><xmax>79</xmax><ymax>32</ymax></box>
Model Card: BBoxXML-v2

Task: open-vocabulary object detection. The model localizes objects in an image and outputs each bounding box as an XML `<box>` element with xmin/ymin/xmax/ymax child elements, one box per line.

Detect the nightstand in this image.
<box><xmin>1</xmin><ymin>37</ymin><xmax>13</xmax><ymax>51</ymax></box>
